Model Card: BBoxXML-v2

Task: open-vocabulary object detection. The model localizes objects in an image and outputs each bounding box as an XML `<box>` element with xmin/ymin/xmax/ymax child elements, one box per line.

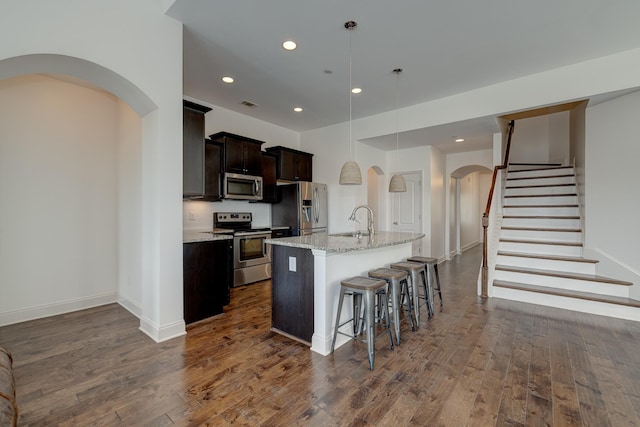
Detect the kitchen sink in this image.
<box><xmin>328</xmin><ymin>231</ymin><xmax>370</xmax><ymax>238</ymax></box>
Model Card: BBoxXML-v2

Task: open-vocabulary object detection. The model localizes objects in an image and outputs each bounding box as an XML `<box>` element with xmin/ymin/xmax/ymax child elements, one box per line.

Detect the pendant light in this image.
<box><xmin>389</xmin><ymin>68</ymin><xmax>407</xmax><ymax>192</ymax></box>
<box><xmin>339</xmin><ymin>20</ymin><xmax>362</xmax><ymax>185</ymax></box>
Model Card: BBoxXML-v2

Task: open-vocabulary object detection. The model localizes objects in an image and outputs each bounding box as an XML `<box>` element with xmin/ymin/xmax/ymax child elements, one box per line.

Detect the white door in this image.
<box><xmin>391</xmin><ymin>172</ymin><xmax>423</xmax><ymax>254</ymax></box>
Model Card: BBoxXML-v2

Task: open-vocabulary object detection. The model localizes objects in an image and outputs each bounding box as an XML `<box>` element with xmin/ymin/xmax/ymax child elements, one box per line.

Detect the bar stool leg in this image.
<box><xmin>331</xmin><ymin>288</ymin><xmax>347</xmax><ymax>352</ymax></box>
<box><xmin>390</xmin><ymin>279</ymin><xmax>402</xmax><ymax>345</ymax></box>
<box><xmin>364</xmin><ymin>289</ymin><xmax>376</xmax><ymax>370</ymax></box>
<box><xmin>434</xmin><ymin>263</ymin><xmax>443</xmax><ymax>305</ymax></box>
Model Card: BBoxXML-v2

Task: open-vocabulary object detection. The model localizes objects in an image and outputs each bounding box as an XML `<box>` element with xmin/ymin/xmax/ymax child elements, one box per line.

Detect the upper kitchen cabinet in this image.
<box><xmin>183</xmin><ymin>100</ymin><xmax>213</xmax><ymax>199</ymax></box>
<box><xmin>265</xmin><ymin>146</ymin><xmax>313</xmax><ymax>182</ymax></box>
<box><xmin>210</xmin><ymin>131</ymin><xmax>264</xmax><ymax>176</ymax></box>
<box><xmin>260</xmin><ymin>152</ymin><xmax>278</xmax><ymax>203</ymax></box>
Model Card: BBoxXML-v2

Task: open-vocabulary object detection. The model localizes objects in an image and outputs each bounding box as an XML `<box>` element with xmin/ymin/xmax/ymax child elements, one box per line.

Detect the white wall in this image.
<box><xmin>0</xmin><ymin>0</ymin><xmax>184</xmax><ymax>341</ymax></box>
<box><xmin>510</xmin><ymin>115</ymin><xmax>551</xmax><ymax>163</ymax></box>
<box><xmin>430</xmin><ymin>147</ymin><xmax>446</xmax><ymax>260</ymax></box>
<box><xmin>585</xmin><ymin>91</ymin><xmax>640</xmax><ymax>296</ymax></box>
<box><xmin>549</xmin><ymin>111</ymin><xmax>570</xmax><ymax>164</ymax></box>
<box><xmin>0</xmin><ymin>75</ymin><xmax>119</xmax><ymax>324</ymax></box>
<box><xmin>117</xmin><ymin>98</ymin><xmax>143</xmax><ymax>315</ymax></box>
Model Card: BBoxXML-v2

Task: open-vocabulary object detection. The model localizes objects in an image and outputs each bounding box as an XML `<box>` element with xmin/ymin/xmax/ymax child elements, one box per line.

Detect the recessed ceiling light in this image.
<box><xmin>455</xmin><ymin>138</ymin><xmax>465</xmax><ymax>143</ymax></box>
<box><xmin>221</xmin><ymin>76</ymin><xmax>234</xmax><ymax>84</ymax></box>
<box><xmin>293</xmin><ymin>107</ymin><xmax>303</xmax><ymax>112</ymax></box>
<box><xmin>282</xmin><ymin>40</ymin><xmax>297</xmax><ymax>51</ymax></box>
<box><xmin>351</xmin><ymin>87</ymin><xmax>362</xmax><ymax>94</ymax></box>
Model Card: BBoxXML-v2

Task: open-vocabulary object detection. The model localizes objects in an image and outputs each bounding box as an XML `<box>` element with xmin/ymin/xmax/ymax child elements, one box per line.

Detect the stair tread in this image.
<box><xmin>501</xmin><ymin>226</ymin><xmax>582</xmax><ymax>232</ymax></box>
<box><xmin>503</xmin><ymin>215</ymin><xmax>580</xmax><ymax>219</ymax></box>
<box><xmin>504</xmin><ymin>204</ymin><xmax>579</xmax><ymax>208</ymax></box>
<box><xmin>507</xmin><ymin>174</ymin><xmax>574</xmax><ymax>181</ymax></box>
<box><xmin>497</xmin><ymin>251</ymin><xmax>598</xmax><ymax>263</ymax></box>
<box><xmin>508</xmin><ymin>165</ymin><xmax>573</xmax><ymax>173</ymax></box>
<box><xmin>493</xmin><ymin>280</ymin><xmax>640</xmax><ymax>307</ymax></box>
<box><xmin>495</xmin><ymin>264</ymin><xmax>633</xmax><ymax>286</ymax></box>
<box><xmin>504</xmin><ymin>193</ymin><xmax>577</xmax><ymax>198</ymax></box>
<box><xmin>506</xmin><ymin>183</ymin><xmax>575</xmax><ymax>189</ymax></box>
<box><xmin>500</xmin><ymin>238</ymin><xmax>582</xmax><ymax>247</ymax></box>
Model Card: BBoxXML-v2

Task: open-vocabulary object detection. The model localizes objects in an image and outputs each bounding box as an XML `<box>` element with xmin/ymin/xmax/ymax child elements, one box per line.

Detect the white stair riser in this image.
<box><xmin>498</xmin><ymin>240</ymin><xmax>583</xmax><ymax>257</ymax></box>
<box><xmin>493</xmin><ymin>270</ymin><xmax>629</xmax><ymax>297</ymax></box>
<box><xmin>501</xmin><ymin>228</ymin><xmax>582</xmax><ymax>242</ymax></box>
<box><xmin>492</xmin><ymin>287</ymin><xmax>640</xmax><ymax>322</ymax></box>
<box><xmin>501</xmin><ymin>217</ymin><xmax>581</xmax><ymax>229</ymax></box>
<box><xmin>505</xmin><ymin>185</ymin><xmax>576</xmax><ymax>197</ymax></box>
<box><xmin>504</xmin><ymin>195</ymin><xmax>578</xmax><ymax>206</ymax></box>
<box><xmin>507</xmin><ymin>168</ymin><xmax>574</xmax><ymax>179</ymax></box>
<box><xmin>496</xmin><ymin>255</ymin><xmax>596</xmax><ymax>275</ymax></box>
<box><xmin>507</xmin><ymin>176</ymin><xmax>575</xmax><ymax>186</ymax></box>
<box><xmin>503</xmin><ymin>206</ymin><xmax>579</xmax><ymax>216</ymax></box>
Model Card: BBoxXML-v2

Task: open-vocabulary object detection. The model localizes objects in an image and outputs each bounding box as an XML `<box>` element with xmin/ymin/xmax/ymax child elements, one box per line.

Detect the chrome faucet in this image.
<box><xmin>349</xmin><ymin>204</ymin><xmax>375</xmax><ymax>236</ymax></box>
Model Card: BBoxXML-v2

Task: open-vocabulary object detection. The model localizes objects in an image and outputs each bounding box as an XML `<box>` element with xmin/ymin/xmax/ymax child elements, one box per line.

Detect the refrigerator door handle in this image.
<box><xmin>313</xmin><ymin>187</ymin><xmax>319</xmax><ymax>223</ymax></box>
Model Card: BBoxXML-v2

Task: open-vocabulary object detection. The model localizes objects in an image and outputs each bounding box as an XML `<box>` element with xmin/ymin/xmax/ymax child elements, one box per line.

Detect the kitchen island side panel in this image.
<box><xmin>271</xmin><ymin>245</ymin><xmax>314</xmax><ymax>343</ymax></box>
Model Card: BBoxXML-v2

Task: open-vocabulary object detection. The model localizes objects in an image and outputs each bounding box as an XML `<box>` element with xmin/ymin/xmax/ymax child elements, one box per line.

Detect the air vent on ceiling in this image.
<box><xmin>241</xmin><ymin>100</ymin><xmax>258</xmax><ymax>108</ymax></box>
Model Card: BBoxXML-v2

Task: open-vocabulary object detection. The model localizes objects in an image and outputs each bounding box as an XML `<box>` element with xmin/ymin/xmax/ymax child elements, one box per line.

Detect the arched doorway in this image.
<box><xmin>448</xmin><ymin>165</ymin><xmax>492</xmax><ymax>258</ymax></box>
<box><xmin>0</xmin><ymin>54</ymin><xmax>182</xmax><ymax>341</ymax></box>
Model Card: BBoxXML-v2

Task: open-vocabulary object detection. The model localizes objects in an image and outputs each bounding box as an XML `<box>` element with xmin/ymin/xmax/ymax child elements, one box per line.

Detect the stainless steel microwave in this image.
<box><xmin>223</xmin><ymin>173</ymin><xmax>263</xmax><ymax>200</ymax></box>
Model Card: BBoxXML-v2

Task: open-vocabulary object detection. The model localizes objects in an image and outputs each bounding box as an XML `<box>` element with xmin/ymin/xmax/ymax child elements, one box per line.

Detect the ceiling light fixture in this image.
<box><xmin>339</xmin><ymin>20</ymin><xmax>362</xmax><ymax>186</ymax></box>
<box><xmin>221</xmin><ymin>76</ymin><xmax>234</xmax><ymax>83</ymax></box>
<box><xmin>455</xmin><ymin>138</ymin><xmax>464</xmax><ymax>143</ymax></box>
<box><xmin>389</xmin><ymin>68</ymin><xmax>407</xmax><ymax>193</ymax></box>
<box><xmin>293</xmin><ymin>107</ymin><xmax>303</xmax><ymax>112</ymax></box>
<box><xmin>351</xmin><ymin>87</ymin><xmax>362</xmax><ymax>94</ymax></box>
<box><xmin>282</xmin><ymin>40</ymin><xmax>297</xmax><ymax>51</ymax></box>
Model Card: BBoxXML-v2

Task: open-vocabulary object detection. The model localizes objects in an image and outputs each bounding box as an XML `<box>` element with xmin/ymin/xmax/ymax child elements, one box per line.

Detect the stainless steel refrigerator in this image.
<box><xmin>271</xmin><ymin>182</ymin><xmax>327</xmax><ymax>235</ymax></box>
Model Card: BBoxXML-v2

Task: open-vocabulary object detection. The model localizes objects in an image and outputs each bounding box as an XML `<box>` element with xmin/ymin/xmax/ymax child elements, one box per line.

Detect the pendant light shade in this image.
<box><xmin>339</xmin><ymin>20</ymin><xmax>362</xmax><ymax>185</ymax></box>
<box><xmin>389</xmin><ymin>68</ymin><xmax>407</xmax><ymax>193</ymax></box>
<box><xmin>389</xmin><ymin>173</ymin><xmax>407</xmax><ymax>192</ymax></box>
<box><xmin>339</xmin><ymin>160</ymin><xmax>363</xmax><ymax>185</ymax></box>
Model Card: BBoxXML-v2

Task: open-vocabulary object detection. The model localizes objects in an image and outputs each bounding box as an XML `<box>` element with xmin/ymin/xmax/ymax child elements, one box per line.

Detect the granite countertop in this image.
<box><xmin>183</xmin><ymin>229</ymin><xmax>234</xmax><ymax>243</ymax></box>
<box><xmin>265</xmin><ymin>231</ymin><xmax>424</xmax><ymax>253</ymax></box>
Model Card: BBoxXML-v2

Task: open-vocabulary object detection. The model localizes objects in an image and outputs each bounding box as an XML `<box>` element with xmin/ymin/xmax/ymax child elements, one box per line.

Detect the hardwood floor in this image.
<box><xmin>2</xmin><ymin>244</ymin><xmax>640</xmax><ymax>425</ymax></box>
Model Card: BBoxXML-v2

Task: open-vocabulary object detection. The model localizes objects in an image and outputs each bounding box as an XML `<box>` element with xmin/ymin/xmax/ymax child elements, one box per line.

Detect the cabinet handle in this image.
<box><xmin>393</xmin><ymin>222</ymin><xmax>398</xmax><ymax>225</ymax></box>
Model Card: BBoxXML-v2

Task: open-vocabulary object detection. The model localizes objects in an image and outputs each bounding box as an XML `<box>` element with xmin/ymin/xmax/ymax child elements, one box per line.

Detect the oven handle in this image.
<box><xmin>233</xmin><ymin>231</ymin><xmax>272</xmax><ymax>237</ymax></box>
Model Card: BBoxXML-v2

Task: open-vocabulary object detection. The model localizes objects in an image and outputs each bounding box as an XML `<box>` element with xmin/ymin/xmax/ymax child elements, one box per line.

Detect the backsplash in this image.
<box><xmin>183</xmin><ymin>200</ymin><xmax>271</xmax><ymax>230</ymax></box>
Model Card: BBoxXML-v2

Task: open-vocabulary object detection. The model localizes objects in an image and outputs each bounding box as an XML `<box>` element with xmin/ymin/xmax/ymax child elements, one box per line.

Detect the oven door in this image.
<box><xmin>234</xmin><ymin>231</ymin><xmax>272</xmax><ymax>269</ymax></box>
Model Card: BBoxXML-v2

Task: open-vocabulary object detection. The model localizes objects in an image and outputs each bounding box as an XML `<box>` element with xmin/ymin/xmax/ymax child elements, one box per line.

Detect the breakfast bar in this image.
<box><xmin>266</xmin><ymin>231</ymin><xmax>424</xmax><ymax>355</ymax></box>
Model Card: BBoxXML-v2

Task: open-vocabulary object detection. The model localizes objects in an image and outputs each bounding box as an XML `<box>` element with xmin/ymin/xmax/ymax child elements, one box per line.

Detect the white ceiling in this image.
<box><xmin>167</xmin><ymin>0</ymin><xmax>640</xmax><ymax>152</ymax></box>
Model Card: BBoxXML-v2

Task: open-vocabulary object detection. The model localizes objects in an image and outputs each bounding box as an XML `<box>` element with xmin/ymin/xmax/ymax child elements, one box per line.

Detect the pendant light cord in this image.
<box><xmin>349</xmin><ymin>25</ymin><xmax>353</xmax><ymax>161</ymax></box>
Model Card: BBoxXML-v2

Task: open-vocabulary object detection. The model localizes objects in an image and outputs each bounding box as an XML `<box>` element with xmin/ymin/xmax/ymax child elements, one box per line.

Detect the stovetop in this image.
<box><xmin>213</xmin><ymin>212</ymin><xmax>271</xmax><ymax>234</ymax></box>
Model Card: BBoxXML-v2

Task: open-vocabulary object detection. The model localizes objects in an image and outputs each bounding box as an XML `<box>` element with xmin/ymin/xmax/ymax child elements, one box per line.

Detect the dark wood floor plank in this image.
<box><xmin>2</xmin><ymin>244</ymin><xmax>640</xmax><ymax>426</ymax></box>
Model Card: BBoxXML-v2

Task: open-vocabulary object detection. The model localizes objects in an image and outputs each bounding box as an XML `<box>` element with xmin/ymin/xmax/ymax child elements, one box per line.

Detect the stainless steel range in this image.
<box><xmin>214</xmin><ymin>212</ymin><xmax>271</xmax><ymax>287</ymax></box>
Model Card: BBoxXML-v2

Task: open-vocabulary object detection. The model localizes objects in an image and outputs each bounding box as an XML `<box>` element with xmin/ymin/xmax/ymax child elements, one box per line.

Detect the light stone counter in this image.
<box><xmin>183</xmin><ymin>230</ymin><xmax>233</xmax><ymax>244</ymax></box>
<box><xmin>267</xmin><ymin>231</ymin><xmax>425</xmax><ymax>355</ymax></box>
<box><xmin>265</xmin><ymin>231</ymin><xmax>424</xmax><ymax>253</ymax></box>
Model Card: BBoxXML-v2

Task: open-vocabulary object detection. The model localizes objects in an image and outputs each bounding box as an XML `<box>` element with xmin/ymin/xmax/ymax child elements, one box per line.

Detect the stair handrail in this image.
<box><xmin>481</xmin><ymin>120</ymin><xmax>515</xmax><ymax>298</ymax></box>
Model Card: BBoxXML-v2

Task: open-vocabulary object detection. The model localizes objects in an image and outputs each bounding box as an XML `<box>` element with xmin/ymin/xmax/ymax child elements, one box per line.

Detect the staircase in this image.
<box><xmin>492</xmin><ymin>165</ymin><xmax>640</xmax><ymax>321</ymax></box>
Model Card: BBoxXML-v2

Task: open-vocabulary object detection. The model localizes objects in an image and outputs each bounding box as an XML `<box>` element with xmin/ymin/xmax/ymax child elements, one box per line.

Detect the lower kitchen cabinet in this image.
<box><xmin>271</xmin><ymin>245</ymin><xmax>314</xmax><ymax>343</ymax></box>
<box><xmin>183</xmin><ymin>239</ymin><xmax>232</xmax><ymax>324</ymax></box>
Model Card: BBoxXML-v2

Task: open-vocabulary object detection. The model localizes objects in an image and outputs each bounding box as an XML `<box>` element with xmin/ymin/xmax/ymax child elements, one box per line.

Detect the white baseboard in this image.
<box><xmin>0</xmin><ymin>292</ymin><xmax>117</xmax><ymax>327</ymax></box>
<box><xmin>117</xmin><ymin>295</ymin><xmax>142</xmax><ymax>318</ymax></box>
<box><xmin>139</xmin><ymin>316</ymin><xmax>186</xmax><ymax>343</ymax></box>
<box><xmin>461</xmin><ymin>240</ymin><xmax>480</xmax><ymax>252</ymax></box>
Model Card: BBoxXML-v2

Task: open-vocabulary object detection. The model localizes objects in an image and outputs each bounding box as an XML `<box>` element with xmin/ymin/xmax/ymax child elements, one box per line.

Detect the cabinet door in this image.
<box><xmin>243</xmin><ymin>141</ymin><xmax>262</xmax><ymax>176</ymax></box>
<box><xmin>296</xmin><ymin>154</ymin><xmax>313</xmax><ymax>182</ymax></box>
<box><xmin>183</xmin><ymin>108</ymin><xmax>205</xmax><ymax>196</ymax></box>
<box><xmin>224</xmin><ymin>138</ymin><xmax>247</xmax><ymax>174</ymax></box>
<box><xmin>183</xmin><ymin>239</ymin><xmax>232</xmax><ymax>324</ymax></box>
<box><xmin>204</xmin><ymin>141</ymin><xmax>222</xmax><ymax>201</ymax></box>
<box><xmin>260</xmin><ymin>152</ymin><xmax>277</xmax><ymax>203</ymax></box>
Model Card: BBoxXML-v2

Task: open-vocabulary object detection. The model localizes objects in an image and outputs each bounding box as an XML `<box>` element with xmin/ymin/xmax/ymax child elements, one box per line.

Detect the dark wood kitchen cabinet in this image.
<box><xmin>210</xmin><ymin>131</ymin><xmax>264</xmax><ymax>176</ymax></box>
<box><xmin>259</xmin><ymin>152</ymin><xmax>278</xmax><ymax>203</ymax></box>
<box><xmin>183</xmin><ymin>239</ymin><xmax>232</xmax><ymax>324</ymax></box>
<box><xmin>203</xmin><ymin>139</ymin><xmax>223</xmax><ymax>201</ymax></box>
<box><xmin>183</xmin><ymin>101</ymin><xmax>212</xmax><ymax>198</ymax></box>
<box><xmin>266</xmin><ymin>146</ymin><xmax>313</xmax><ymax>182</ymax></box>
<box><xmin>270</xmin><ymin>245</ymin><xmax>314</xmax><ymax>343</ymax></box>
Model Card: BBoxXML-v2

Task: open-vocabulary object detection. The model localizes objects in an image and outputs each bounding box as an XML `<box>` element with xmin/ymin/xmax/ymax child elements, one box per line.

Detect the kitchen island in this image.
<box><xmin>266</xmin><ymin>231</ymin><xmax>424</xmax><ymax>355</ymax></box>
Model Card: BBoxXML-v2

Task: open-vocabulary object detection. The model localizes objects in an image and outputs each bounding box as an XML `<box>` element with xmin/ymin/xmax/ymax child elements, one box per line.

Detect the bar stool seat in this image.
<box><xmin>368</xmin><ymin>268</ymin><xmax>415</xmax><ymax>346</ymax></box>
<box><xmin>390</xmin><ymin>261</ymin><xmax>431</xmax><ymax>325</ymax></box>
<box><xmin>331</xmin><ymin>276</ymin><xmax>393</xmax><ymax>370</ymax></box>
<box><xmin>407</xmin><ymin>256</ymin><xmax>443</xmax><ymax>307</ymax></box>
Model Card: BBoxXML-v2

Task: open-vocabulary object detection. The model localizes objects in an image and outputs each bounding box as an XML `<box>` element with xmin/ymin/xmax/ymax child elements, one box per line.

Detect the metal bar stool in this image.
<box><xmin>331</xmin><ymin>276</ymin><xmax>394</xmax><ymax>370</ymax></box>
<box><xmin>390</xmin><ymin>261</ymin><xmax>431</xmax><ymax>325</ymax></box>
<box><xmin>368</xmin><ymin>268</ymin><xmax>415</xmax><ymax>346</ymax></box>
<box><xmin>407</xmin><ymin>256</ymin><xmax>443</xmax><ymax>307</ymax></box>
